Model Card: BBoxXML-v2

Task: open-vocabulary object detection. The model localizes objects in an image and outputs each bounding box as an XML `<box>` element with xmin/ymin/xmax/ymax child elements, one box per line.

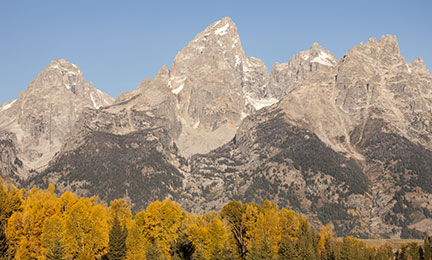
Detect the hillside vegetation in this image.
<box><xmin>1</xmin><ymin>180</ymin><xmax>431</xmax><ymax>260</ymax></box>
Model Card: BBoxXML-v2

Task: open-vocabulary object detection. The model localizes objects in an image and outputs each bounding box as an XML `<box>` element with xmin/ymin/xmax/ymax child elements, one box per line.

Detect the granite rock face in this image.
<box><xmin>0</xmin><ymin>59</ymin><xmax>114</xmax><ymax>181</ymax></box>
<box><xmin>178</xmin><ymin>35</ymin><xmax>432</xmax><ymax>238</ymax></box>
<box><xmin>269</xmin><ymin>42</ymin><xmax>338</xmax><ymax>99</ymax></box>
<box><xmin>169</xmin><ymin>17</ymin><xmax>276</xmax><ymax>156</ymax></box>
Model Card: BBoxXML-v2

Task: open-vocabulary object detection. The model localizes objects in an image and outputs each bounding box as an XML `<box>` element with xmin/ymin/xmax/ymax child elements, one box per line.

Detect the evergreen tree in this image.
<box><xmin>146</xmin><ymin>242</ymin><xmax>166</xmax><ymax>260</ymax></box>
<box><xmin>320</xmin><ymin>238</ymin><xmax>336</xmax><ymax>260</ymax></box>
<box><xmin>278</xmin><ymin>238</ymin><xmax>300</xmax><ymax>260</ymax></box>
<box><xmin>210</xmin><ymin>245</ymin><xmax>237</xmax><ymax>260</ymax></box>
<box><xmin>375</xmin><ymin>244</ymin><xmax>393</xmax><ymax>260</ymax></box>
<box><xmin>246</xmin><ymin>239</ymin><xmax>273</xmax><ymax>260</ymax></box>
<box><xmin>0</xmin><ymin>225</ymin><xmax>7</xmax><ymax>259</ymax></box>
<box><xmin>191</xmin><ymin>249</ymin><xmax>204</xmax><ymax>260</ymax></box>
<box><xmin>171</xmin><ymin>233</ymin><xmax>194</xmax><ymax>260</ymax></box>
<box><xmin>106</xmin><ymin>217</ymin><xmax>128</xmax><ymax>260</ymax></box>
<box><xmin>297</xmin><ymin>217</ymin><xmax>318</xmax><ymax>260</ymax></box>
<box><xmin>46</xmin><ymin>238</ymin><xmax>67</xmax><ymax>260</ymax></box>
<box><xmin>424</xmin><ymin>236</ymin><xmax>432</xmax><ymax>260</ymax></box>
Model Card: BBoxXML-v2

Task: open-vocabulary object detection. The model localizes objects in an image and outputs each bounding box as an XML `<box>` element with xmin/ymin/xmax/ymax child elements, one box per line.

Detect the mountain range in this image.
<box><xmin>1</xmin><ymin>17</ymin><xmax>432</xmax><ymax>238</ymax></box>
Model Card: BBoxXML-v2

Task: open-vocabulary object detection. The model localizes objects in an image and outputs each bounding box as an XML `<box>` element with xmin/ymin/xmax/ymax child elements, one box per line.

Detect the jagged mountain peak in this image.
<box><xmin>42</xmin><ymin>59</ymin><xmax>84</xmax><ymax>86</ymax></box>
<box><xmin>409</xmin><ymin>56</ymin><xmax>430</xmax><ymax>74</ymax></box>
<box><xmin>198</xmin><ymin>16</ymin><xmax>238</xmax><ymax>42</ymax></box>
<box><xmin>310</xmin><ymin>42</ymin><xmax>325</xmax><ymax>52</ymax></box>
<box><xmin>345</xmin><ymin>34</ymin><xmax>404</xmax><ymax>68</ymax></box>
<box><xmin>307</xmin><ymin>42</ymin><xmax>338</xmax><ymax>66</ymax></box>
<box><xmin>46</xmin><ymin>59</ymin><xmax>81</xmax><ymax>71</ymax></box>
<box><xmin>0</xmin><ymin>59</ymin><xmax>114</xmax><ymax>173</ymax></box>
<box><xmin>170</xmin><ymin>17</ymin><xmax>245</xmax><ymax>80</ymax></box>
<box><xmin>268</xmin><ymin>43</ymin><xmax>337</xmax><ymax>99</ymax></box>
<box><xmin>28</xmin><ymin>59</ymin><xmax>85</xmax><ymax>95</ymax></box>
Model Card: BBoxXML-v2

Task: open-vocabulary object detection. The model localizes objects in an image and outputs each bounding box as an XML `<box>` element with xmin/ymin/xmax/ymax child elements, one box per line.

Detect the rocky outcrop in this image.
<box><xmin>0</xmin><ymin>132</ymin><xmax>25</xmax><ymax>183</ymax></box>
<box><xmin>169</xmin><ymin>17</ymin><xmax>276</xmax><ymax>156</ymax></box>
<box><xmin>269</xmin><ymin>42</ymin><xmax>338</xmax><ymax>99</ymax></box>
<box><xmin>0</xmin><ymin>59</ymin><xmax>114</xmax><ymax>181</ymax></box>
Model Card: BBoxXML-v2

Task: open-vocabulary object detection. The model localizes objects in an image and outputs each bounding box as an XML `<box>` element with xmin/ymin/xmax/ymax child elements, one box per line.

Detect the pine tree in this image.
<box><xmin>320</xmin><ymin>238</ymin><xmax>336</xmax><ymax>260</ymax></box>
<box><xmin>246</xmin><ymin>239</ymin><xmax>273</xmax><ymax>260</ymax></box>
<box><xmin>210</xmin><ymin>245</ymin><xmax>237</xmax><ymax>260</ymax></box>
<box><xmin>146</xmin><ymin>242</ymin><xmax>165</xmax><ymax>260</ymax></box>
<box><xmin>106</xmin><ymin>217</ymin><xmax>128</xmax><ymax>260</ymax></box>
<box><xmin>46</xmin><ymin>238</ymin><xmax>67</xmax><ymax>260</ymax></box>
<box><xmin>0</xmin><ymin>225</ymin><xmax>7</xmax><ymax>259</ymax></box>
<box><xmin>424</xmin><ymin>236</ymin><xmax>432</xmax><ymax>260</ymax></box>
<box><xmin>297</xmin><ymin>217</ymin><xmax>318</xmax><ymax>260</ymax></box>
<box><xmin>171</xmin><ymin>233</ymin><xmax>194</xmax><ymax>260</ymax></box>
<box><xmin>278</xmin><ymin>238</ymin><xmax>300</xmax><ymax>260</ymax></box>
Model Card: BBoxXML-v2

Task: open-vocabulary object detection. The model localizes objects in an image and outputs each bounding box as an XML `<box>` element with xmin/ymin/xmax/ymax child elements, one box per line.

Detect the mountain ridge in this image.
<box><xmin>1</xmin><ymin>18</ymin><xmax>432</xmax><ymax>238</ymax></box>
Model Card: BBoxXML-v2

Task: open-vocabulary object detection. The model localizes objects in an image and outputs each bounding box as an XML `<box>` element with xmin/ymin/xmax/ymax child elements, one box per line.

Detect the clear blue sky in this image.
<box><xmin>1</xmin><ymin>0</ymin><xmax>431</xmax><ymax>104</ymax></box>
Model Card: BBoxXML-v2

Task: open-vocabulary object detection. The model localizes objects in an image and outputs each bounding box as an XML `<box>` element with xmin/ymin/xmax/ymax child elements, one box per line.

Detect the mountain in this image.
<box><xmin>179</xmin><ymin>35</ymin><xmax>432</xmax><ymax>238</ymax></box>
<box><xmin>2</xmin><ymin>18</ymin><xmax>432</xmax><ymax>238</ymax></box>
<box><xmin>268</xmin><ymin>42</ymin><xmax>338</xmax><ymax>99</ymax></box>
<box><xmin>0</xmin><ymin>59</ymin><xmax>114</xmax><ymax>182</ymax></box>
<box><xmin>168</xmin><ymin>17</ymin><xmax>276</xmax><ymax>156</ymax></box>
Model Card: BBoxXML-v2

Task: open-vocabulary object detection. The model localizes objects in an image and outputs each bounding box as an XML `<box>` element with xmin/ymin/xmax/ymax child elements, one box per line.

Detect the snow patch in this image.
<box><xmin>232</xmin><ymin>39</ymin><xmax>238</xmax><ymax>48</ymax></box>
<box><xmin>193</xmin><ymin>121</ymin><xmax>200</xmax><ymax>129</ymax></box>
<box><xmin>169</xmin><ymin>76</ymin><xmax>187</xmax><ymax>94</ymax></box>
<box><xmin>172</xmin><ymin>84</ymin><xmax>184</xmax><ymax>95</ymax></box>
<box><xmin>235</xmin><ymin>55</ymin><xmax>241</xmax><ymax>66</ymax></box>
<box><xmin>241</xmin><ymin>111</ymin><xmax>248</xmax><ymax>120</ymax></box>
<box><xmin>311</xmin><ymin>51</ymin><xmax>336</xmax><ymax>66</ymax></box>
<box><xmin>245</xmin><ymin>96</ymin><xmax>278</xmax><ymax>110</ymax></box>
<box><xmin>406</xmin><ymin>64</ymin><xmax>412</xmax><ymax>73</ymax></box>
<box><xmin>72</xmin><ymin>64</ymin><xmax>78</xmax><ymax>68</ymax></box>
<box><xmin>65</xmin><ymin>83</ymin><xmax>71</xmax><ymax>90</ymax></box>
<box><xmin>215</xmin><ymin>23</ymin><xmax>229</xmax><ymax>36</ymax></box>
<box><xmin>303</xmin><ymin>54</ymin><xmax>310</xmax><ymax>60</ymax></box>
<box><xmin>90</xmin><ymin>94</ymin><xmax>100</xmax><ymax>108</ymax></box>
<box><xmin>1</xmin><ymin>99</ymin><xmax>16</xmax><ymax>112</ymax></box>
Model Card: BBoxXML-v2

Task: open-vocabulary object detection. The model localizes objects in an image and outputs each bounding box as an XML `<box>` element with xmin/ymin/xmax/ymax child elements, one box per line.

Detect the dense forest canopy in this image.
<box><xmin>0</xmin><ymin>179</ymin><xmax>431</xmax><ymax>260</ymax></box>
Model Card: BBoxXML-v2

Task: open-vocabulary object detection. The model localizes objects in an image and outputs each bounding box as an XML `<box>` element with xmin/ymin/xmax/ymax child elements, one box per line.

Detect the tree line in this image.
<box><xmin>0</xmin><ymin>180</ymin><xmax>431</xmax><ymax>260</ymax></box>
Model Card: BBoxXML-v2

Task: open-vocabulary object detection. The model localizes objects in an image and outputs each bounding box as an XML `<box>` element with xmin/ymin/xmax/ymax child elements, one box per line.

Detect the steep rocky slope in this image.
<box><xmin>269</xmin><ymin>42</ymin><xmax>338</xmax><ymax>99</ymax></box>
<box><xmin>0</xmin><ymin>60</ymin><xmax>113</xmax><ymax>182</ymax></box>
<box><xmin>169</xmin><ymin>17</ymin><xmax>277</xmax><ymax>156</ymax></box>
<box><xmin>179</xmin><ymin>35</ymin><xmax>432</xmax><ymax>238</ymax></box>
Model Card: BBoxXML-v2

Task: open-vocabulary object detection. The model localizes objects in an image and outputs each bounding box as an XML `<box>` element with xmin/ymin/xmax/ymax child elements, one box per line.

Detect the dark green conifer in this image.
<box><xmin>278</xmin><ymin>238</ymin><xmax>300</xmax><ymax>260</ymax></box>
<box><xmin>46</xmin><ymin>238</ymin><xmax>67</xmax><ymax>260</ymax></box>
<box><xmin>171</xmin><ymin>233</ymin><xmax>194</xmax><ymax>260</ymax></box>
<box><xmin>297</xmin><ymin>219</ymin><xmax>318</xmax><ymax>260</ymax></box>
<box><xmin>0</xmin><ymin>226</ymin><xmax>7</xmax><ymax>259</ymax></box>
<box><xmin>246</xmin><ymin>239</ymin><xmax>273</xmax><ymax>260</ymax></box>
<box><xmin>424</xmin><ymin>236</ymin><xmax>432</xmax><ymax>260</ymax></box>
<box><xmin>146</xmin><ymin>242</ymin><xmax>165</xmax><ymax>260</ymax></box>
<box><xmin>106</xmin><ymin>217</ymin><xmax>128</xmax><ymax>260</ymax></box>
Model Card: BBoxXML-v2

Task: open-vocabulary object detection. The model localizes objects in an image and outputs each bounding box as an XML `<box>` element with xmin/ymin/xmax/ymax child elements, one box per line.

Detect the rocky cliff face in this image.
<box><xmin>3</xmin><ymin>18</ymin><xmax>432</xmax><ymax>238</ymax></box>
<box><xmin>0</xmin><ymin>59</ymin><xmax>114</xmax><ymax>181</ymax></box>
<box><xmin>269</xmin><ymin>42</ymin><xmax>338</xmax><ymax>99</ymax></box>
<box><xmin>177</xmin><ymin>35</ymin><xmax>432</xmax><ymax>238</ymax></box>
<box><xmin>169</xmin><ymin>17</ymin><xmax>277</xmax><ymax>156</ymax></box>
